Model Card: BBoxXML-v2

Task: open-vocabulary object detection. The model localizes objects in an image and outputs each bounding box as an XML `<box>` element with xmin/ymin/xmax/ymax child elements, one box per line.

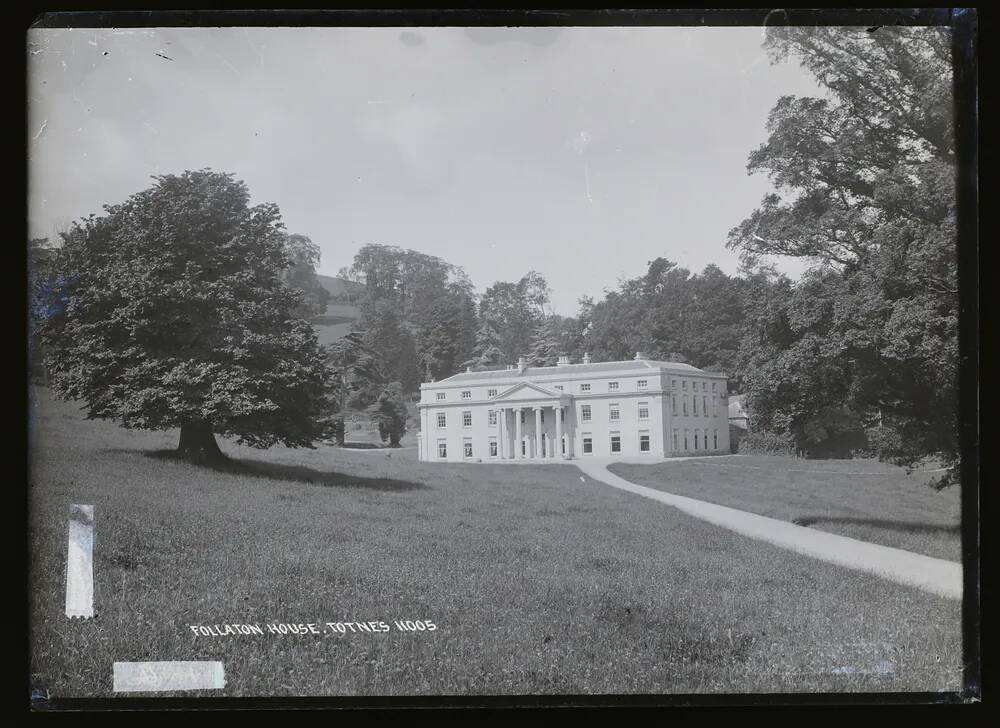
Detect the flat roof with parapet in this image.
<box><xmin>425</xmin><ymin>358</ymin><xmax>726</xmax><ymax>386</ymax></box>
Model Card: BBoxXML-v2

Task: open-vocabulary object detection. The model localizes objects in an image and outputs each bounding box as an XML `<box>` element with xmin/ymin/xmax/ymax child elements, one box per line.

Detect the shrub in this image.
<box><xmin>737</xmin><ymin>430</ymin><xmax>796</xmax><ymax>456</ymax></box>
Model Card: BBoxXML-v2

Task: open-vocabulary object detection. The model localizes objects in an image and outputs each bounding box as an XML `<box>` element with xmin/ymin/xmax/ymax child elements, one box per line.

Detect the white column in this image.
<box><xmin>555</xmin><ymin>405</ymin><xmax>564</xmax><ymax>459</ymax></box>
<box><xmin>514</xmin><ymin>407</ymin><xmax>523</xmax><ymax>459</ymax></box>
<box><xmin>534</xmin><ymin>407</ymin><xmax>543</xmax><ymax>460</ymax></box>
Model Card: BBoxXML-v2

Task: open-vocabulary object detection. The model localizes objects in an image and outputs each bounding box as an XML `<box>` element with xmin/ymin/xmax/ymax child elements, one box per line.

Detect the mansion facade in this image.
<box><xmin>416</xmin><ymin>353</ymin><xmax>730</xmax><ymax>462</ymax></box>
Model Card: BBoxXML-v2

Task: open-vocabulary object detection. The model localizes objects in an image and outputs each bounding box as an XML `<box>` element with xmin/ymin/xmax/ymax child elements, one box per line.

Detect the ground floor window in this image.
<box><xmin>437</xmin><ymin>441</ymin><xmax>447</xmax><ymax>459</ymax></box>
<box><xmin>684</xmin><ymin>430</ymin><xmax>689</xmax><ymax>451</ymax></box>
<box><xmin>521</xmin><ymin>440</ymin><xmax>526</xmax><ymax>456</ymax></box>
<box><xmin>639</xmin><ymin>433</ymin><xmax>650</xmax><ymax>452</ymax></box>
<box><xmin>489</xmin><ymin>439</ymin><xmax>498</xmax><ymax>457</ymax></box>
<box><xmin>582</xmin><ymin>436</ymin><xmax>593</xmax><ymax>454</ymax></box>
<box><xmin>694</xmin><ymin>431</ymin><xmax>700</xmax><ymax>450</ymax></box>
<box><xmin>561</xmin><ymin>437</ymin><xmax>566</xmax><ymax>454</ymax></box>
<box><xmin>463</xmin><ymin>439</ymin><xmax>473</xmax><ymax>458</ymax></box>
<box><xmin>610</xmin><ymin>433</ymin><xmax>621</xmax><ymax>453</ymax></box>
<box><xmin>673</xmin><ymin>430</ymin><xmax>678</xmax><ymax>451</ymax></box>
<box><xmin>713</xmin><ymin>429</ymin><xmax>718</xmax><ymax>449</ymax></box>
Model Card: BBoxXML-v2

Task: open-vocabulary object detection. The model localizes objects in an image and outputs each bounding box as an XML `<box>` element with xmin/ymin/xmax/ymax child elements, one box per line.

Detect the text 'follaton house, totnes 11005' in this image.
<box><xmin>416</xmin><ymin>353</ymin><xmax>730</xmax><ymax>462</ymax></box>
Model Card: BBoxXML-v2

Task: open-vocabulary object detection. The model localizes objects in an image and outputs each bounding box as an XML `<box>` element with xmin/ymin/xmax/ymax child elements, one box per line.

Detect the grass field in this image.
<box><xmin>609</xmin><ymin>457</ymin><xmax>962</xmax><ymax>562</ymax></box>
<box><xmin>29</xmin><ymin>389</ymin><xmax>963</xmax><ymax>697</ymax></box>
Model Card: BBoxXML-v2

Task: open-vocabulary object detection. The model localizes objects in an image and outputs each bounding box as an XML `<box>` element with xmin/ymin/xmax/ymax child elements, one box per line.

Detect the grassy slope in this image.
<box><xmin>29</xmin><ymin>390</ymin><xmax>962</xmax><ymax>697</ymax></box>
<box><xmin>609</xmin><ymin>457</ymin><xmax>961</xmax><ymax>562</ymax></box>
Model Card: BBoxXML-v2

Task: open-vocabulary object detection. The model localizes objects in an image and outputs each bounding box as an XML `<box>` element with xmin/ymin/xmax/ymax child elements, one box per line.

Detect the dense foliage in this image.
<box><xmin>728</xmin><ymin>27</ymin><xmax>958</xmax><ymax>486</ymax></box>
<box><xmin>38</xmin><ymin>170</ymin><xmax>333</xmax><ymax>461</ymax></box>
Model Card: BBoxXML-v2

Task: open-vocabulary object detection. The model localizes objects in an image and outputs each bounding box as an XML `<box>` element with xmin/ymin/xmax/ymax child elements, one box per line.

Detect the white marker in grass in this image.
<box><xmin>113</xmin><ymin>661</ymin><xmax>226</xmax><ymax>692</ymax></box>
<box><xmin>65</xmin><ymin>504</ymin><xmax>95</xmax><ymax>619</ymax></box>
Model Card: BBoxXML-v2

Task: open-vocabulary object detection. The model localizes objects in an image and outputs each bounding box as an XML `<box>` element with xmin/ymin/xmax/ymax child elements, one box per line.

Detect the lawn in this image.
<box><xmin>609</xmin><ymin>457</ymin><xmax>962</xmax><ymax>562</ymax></box>
<box><xmin>29</xmin><ymin>388</ymin><xmax>963</xmax><ymax>698</ymax></box>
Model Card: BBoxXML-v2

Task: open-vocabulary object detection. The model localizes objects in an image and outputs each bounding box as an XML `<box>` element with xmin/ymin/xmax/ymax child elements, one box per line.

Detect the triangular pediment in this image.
<box><xmin>492</xmin><ymin>381</ymin><xmax>563</xmax><ymax>401</ymax></box>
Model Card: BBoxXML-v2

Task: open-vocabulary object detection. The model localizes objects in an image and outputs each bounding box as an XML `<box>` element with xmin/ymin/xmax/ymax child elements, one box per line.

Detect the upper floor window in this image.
<box><xmin>608</xmin><ymin>381</ymin><xmax>619</xmax><ymax>391</ymax></box>
<box><xmin>461</xmin><ymin>390</ymin><xmax>472</xmax><ymax>399</ymax></box>
<box><xmin>703</xmin><ymin>382</ymin><xmax>708</xmax><ymax>391</ymax></box>
<box><xmin>638</xmin><ymin>403</ymin><xmax>649</xmax><ymax>420</ymax></box>
<box><xmin>671</xmin><ymin>396</ymin><xmax>677</xmax><ymax>416</ymax></box>
<box><xmin>712</xmin><ymin>382</ymin><xmax>718</xmax><ymax>392</ymax></box>
<box><xmin>462</xmin><ymin>411</ymin><xmax>472</xmax><ymax>427</ymax></box>
<box><xmin>672</xmin><ymin>379</ymin><xmax>677</xmax><ymax>389</ymax></box>
<box><xmin>683</xmin><ymin>396</ymin><xmax>688</xmax><ymax>416</ymax></box>
<box><xmin>609</xmin><ymin>404</ymin><xmax>620</xmax><ymax>421</ymax></box>
<box><xmin>487</xmin><ymin>388</ymin><xmax>497</xmax><ymax>398</ymax></box>
<box><xmin>580</xmin><ymin>383</ymin><xmax>591</xmax><ymax>392</ymax></box>
<box><xmin>581</xmin><ymin>405</ymin><xmax>592</xmax><ymax>422</ymax></box>
<box><xmin>637</xmin><ymin>379</ymin><xmax>648</xmax><ymax>389</ymax></box>
<box><xmin>437</xmin><ymin>413</ymin><xmax>446</xmax><ymax>428</ymax></box>
<box><xmin>488</xmin><ymin>410</ymin><xmax>497</xmax><ymax>426</ymax></box>
<box><xmin>436</xmin><ymin>392</ymin><xmax>446</xmax><ymax>401</ymax></box>
<box><xmin>703</xmin><ymin>396</ymin><xmax>708</xmax><ymax>416</ymax></box>
<box><xmin>692</xmin><ymin>396</ymin><xmax>698</xmax><ymax>416</ymax></box>
<box><xmin>682</xmin><ymin>380</ymin><xmax>688</xmax><ymax>389</ymax></box>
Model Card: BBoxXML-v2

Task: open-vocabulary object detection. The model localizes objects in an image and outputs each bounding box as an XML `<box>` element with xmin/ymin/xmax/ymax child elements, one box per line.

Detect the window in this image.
<box><xmin>672</xmin><ymin>396</ymin><xmax>677</xmax><ymax>415</ymax></box>
<box><xmin>713</xmin><ymin>430</ymin><xmax>719</xmax><ymax>449</ymax></box>
<box><xmin>463</xmin><ymin>439</ymin><xmax>473</xmax><ymax>458</ymax></box>
<box><xmin>692</xmin><ymin>397</ymin><xmax>698</xmax><ymax>416</ymax></box>
<box><xmin>609</xmin><ymin>404</ymin><xmax>620</xmax><ymax>421</ymax></box>
<box><xmin>637</xmin><ymin>379</ymin><xmax>648</xmax><ymax>389</ymax></box>
<box><xmin>462</xmin><ymin>411</ymin><xmax>472</xmax><ymax>427</ymax></box>
<box><xmin>488</xmin><ymin>388</ymin><xmax>497</xmax><ymax>398</ymax></box>
<box><xmin>712</xmin><ymin>382</ymin><xmax>718</xmax><ymax>392</ymax></box>
<box><xmin>694</xmin><ymin>431</ymin><xmax>700</xmax><ymax>450</ymax></box>
<box><xmin>580</xmin><ymin>383</ymin><xmax>591</xmax><ymax>392</ymax></box>
<box><xmin>671</xmin><ymin>379</ymin><xmax>677</xmax><ymax>389</ymax></box>
<box><xmin>436</xmin><ymin>392</ymin><xmax>446</xmax><ymax>401</ymax></box>
<box><xmin>703</xmin><ymin>396</ymin><xmax>708</xmax><ymax>417</ymax></box>
<box><xmin>437</xmin><ymin>441</ymin><xmax>447</xmax><ymax>459</ymax></box>
<box><xmin>638</xmin><ymin>403</ymin><xmax>649</xmax><ymax>420</ymax></box>
<box><xmin>488</xmin><ymin>410</ymin><xmax>497</xmax><ymax>426</ymax></box>
<box><xmin>682</xmin><ymin>380</ymin><xmax>687</xmax><ymax>389</ymax></box>
<box><xmin>610</xmin><ymin>434</ymin><xmax>621</xmax><ymax>453</ymax></box>
<box><xmin>461</xmin><ymin>390</ymin><xmax>471</xmax><ymax>399</ymax></box>
<box><xmin>608</xmin><ymin>381</ymin><xmax>619</xmax><ymax>391</ymax></box>
<box><xmin>639</xmin><ymin>433</ymin><xmax>650</xmax><ymax>452</ymax></box>
<box><xmin>521</xmin><ymin>410</ymin><xmax>525</xmax><ymax>424</ymax></box>
<box><xmin>581</xmin><ymin>405</ymin><xmax>592</xmax><ymax>422</ymax></box>
<box><xmin>561</xmin><ymin>437</ymin><xmax>566</xmax><ymax>454</ymax></box>
<box><xmin>713</xmin><ymin>396</ymin><xmax>718</xmax><ymax>417</ymax></box>
<box><xmin>540</xmin><ymin>410</ymin><xmax>545</xmax><ymax>423</ymax></box>
<box><xmin>554</xmin><ymin>385</ymin><xmax>563</xmax><ymax>391</ymax></box>
<box><xmin>683</xmin><ymin>396</ymin><xmax>688</xmax><ymax>416</ymax></box>
<box><xmin>673</xmin><ymin>429</ymin><xmax>678</xmax><ymax>452</ymax></box>
<box><xmin>437</xmin><ymin>412</ymin><xmax>446</xmax><ymax>428</ymax></box>
<box><xmin>521</xmin><ymin>440</ymin><xmax>526</xmax><ymax>456</ymax></box>
<box><xmin>489</xmin><ymin>439</ymin><xmax>498</xmax><ymax>457</ymax></box>
<box><xmin>684</xmin><ymin>430</ymin><xmax>689</xmax><ymax>451</ymax></box>
<box><xmin>583</xmin><ymin>436</ymin><xmax>593</xmax><ymax>454</ymax></box>
<box><xmin>560</xmin><ymin>408</ymin><xmax>565</xmax><ymax>422</ymax></box>
<box><xmin>703</xmin><ymin>382</ymin><xmax>708</xmax><ymax>392</ymax></box>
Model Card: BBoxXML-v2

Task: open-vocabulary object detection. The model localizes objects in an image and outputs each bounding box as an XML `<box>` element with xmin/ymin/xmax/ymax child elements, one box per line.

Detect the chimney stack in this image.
<box><xmin>557</xmin><ymin>355</ymin><xmax>570</xmax><ymax>366</ymax></box>
<box><xmin>582</xmin><ymin>352</ymin><xmax>591</xmax><ymax>365</ymax></box>
<box><xmin>517</xmin><ymin>356</ymin><xmax>527</xmax><ymax>374</ymax></box>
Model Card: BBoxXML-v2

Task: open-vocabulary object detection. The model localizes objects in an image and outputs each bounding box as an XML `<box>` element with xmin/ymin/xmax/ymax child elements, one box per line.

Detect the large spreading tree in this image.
<box><xmin>729</xmin><ymin>26</ymin><xmax>958</xmax><ymax>485</ymax></box>
<box><xmin>39</xmin><ymin>169</ymin><xmax>333</xmax><ymax>463</ymax></box>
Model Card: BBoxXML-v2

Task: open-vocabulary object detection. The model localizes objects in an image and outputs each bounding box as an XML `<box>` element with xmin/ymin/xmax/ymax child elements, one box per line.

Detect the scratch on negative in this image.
<box><xmin>33</xmin><ymin>120</ymin><xmax>47</xmax><ymax>141</ymax></box>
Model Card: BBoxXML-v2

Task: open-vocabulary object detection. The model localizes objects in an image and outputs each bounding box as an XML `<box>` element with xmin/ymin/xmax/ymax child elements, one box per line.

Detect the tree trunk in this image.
<box><xmin>177</xmin><ymin>420</ymin><xmax>226</xmax><ymax>464</ymax></box>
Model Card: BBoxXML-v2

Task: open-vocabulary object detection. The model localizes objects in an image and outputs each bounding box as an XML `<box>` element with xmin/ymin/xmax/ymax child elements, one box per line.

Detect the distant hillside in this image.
<box><xmin>312</xmin><ymin>274</ymin><xmax>364</xmax><ymax>346</ymax></box>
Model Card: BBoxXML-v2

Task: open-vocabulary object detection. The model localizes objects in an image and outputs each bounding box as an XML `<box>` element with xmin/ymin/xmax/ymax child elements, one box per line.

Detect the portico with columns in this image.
<box><xmin>491</xmin><ymin>382</ymin><xmax>575</xmax><ymax>460</ymax></box>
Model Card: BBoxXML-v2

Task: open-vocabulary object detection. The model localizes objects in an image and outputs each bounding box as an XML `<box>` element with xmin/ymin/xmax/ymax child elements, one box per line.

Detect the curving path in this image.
<box><xmin>574</xmin><ymin>458</ymin><xmax>963</xmax><ymax>600</ymax></box>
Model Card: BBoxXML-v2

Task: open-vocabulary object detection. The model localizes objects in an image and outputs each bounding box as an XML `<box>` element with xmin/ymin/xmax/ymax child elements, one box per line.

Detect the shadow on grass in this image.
<box><xmin>140</xmin><ymin>449</ymin><xmax>428</xmax><ymax>492</ymax></box>
<box><xmin>792</xmin><ymin>515</ymin><xmax>960</xmax><ymax>535</ymax></box>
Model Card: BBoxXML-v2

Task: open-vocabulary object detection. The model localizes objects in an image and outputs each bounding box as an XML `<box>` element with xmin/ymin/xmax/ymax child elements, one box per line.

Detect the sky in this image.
<box><xmin>27</xmin><ymin>26</ymin><xmax>820</xmax><ymax>315</ymax></box>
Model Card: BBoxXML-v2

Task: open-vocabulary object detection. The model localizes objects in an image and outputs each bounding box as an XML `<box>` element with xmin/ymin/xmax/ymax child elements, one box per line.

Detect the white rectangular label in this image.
<box><xmin>113</xmin><ymin>661</ymin><xmax>226</xmax><ymax>692</ymax></box>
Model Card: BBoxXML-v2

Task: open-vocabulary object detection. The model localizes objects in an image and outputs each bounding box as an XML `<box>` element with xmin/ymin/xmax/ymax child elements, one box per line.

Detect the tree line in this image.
<box><xmin>29</xmin><ymin>26</ymin><xmax>958</xmax><ymax>485</ymax></box>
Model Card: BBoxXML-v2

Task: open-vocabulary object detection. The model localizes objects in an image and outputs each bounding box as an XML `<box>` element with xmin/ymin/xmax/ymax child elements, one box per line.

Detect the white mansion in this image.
<box><xmin>416</xmin><ymin>353</ymin><xmax>730</xmax><ymax>462</ymax></box>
